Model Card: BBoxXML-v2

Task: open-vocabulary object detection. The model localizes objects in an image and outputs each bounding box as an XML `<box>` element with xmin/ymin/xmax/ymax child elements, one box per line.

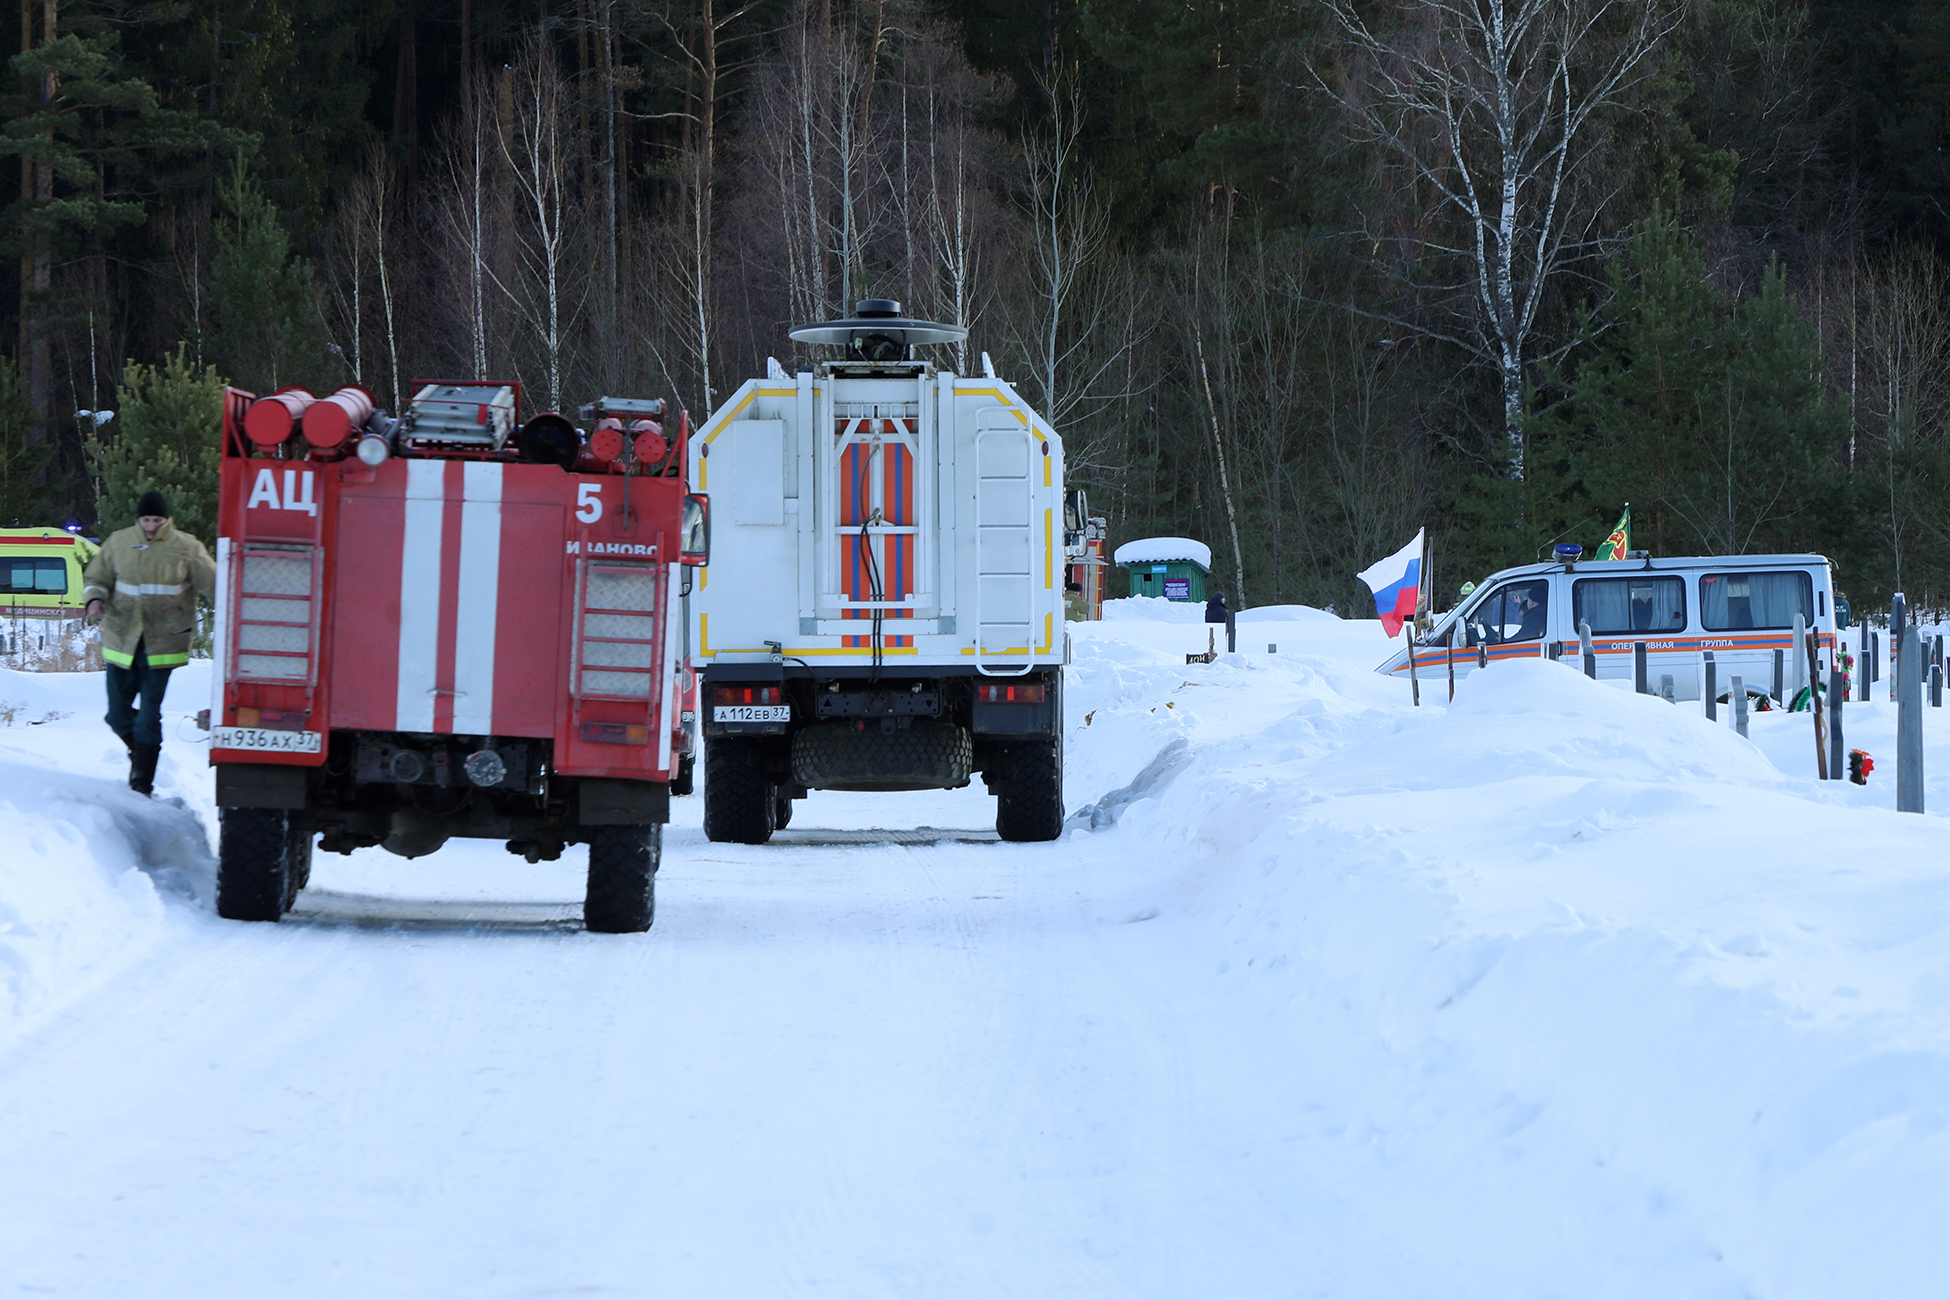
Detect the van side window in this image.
<box><xmin>3</xmin><ymin>557</ymin><xmax>67</xmax><ymax>595</ymax></box>
<box><xmin>1572</xmin><ymin>576</ymin><xmax>1685</xmax><ymax>634</ymax></box>
<box><xmin>1467</xmin><ymin>579</ymin><xmax>1549</xmax><ymax>645</ymax></box>
<box><xmin>1699</xmin><ymin>571</ymin><xmax>1812</xmax><ymax>631</ymax></box>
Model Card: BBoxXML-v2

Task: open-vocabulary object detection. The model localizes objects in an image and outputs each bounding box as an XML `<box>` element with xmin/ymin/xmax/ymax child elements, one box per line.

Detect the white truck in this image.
<box><xmin>688</xmin><ymin>301</ymin><xmax>1068</xmax><ymax>843</ymax></box>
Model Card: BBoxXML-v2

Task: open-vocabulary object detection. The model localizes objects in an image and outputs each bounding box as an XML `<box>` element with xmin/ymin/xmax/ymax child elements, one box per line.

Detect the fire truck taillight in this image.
<box><xmin>580</xmin><ymin>722</ymin><xmax>651</xmax><ymax>745</ymax></box>
<box><xmin>712</xmin><ymin>686</ymin><xmax>781</xmax><ymax>706</ymax></box>
<box><xmin>977</xmin><ymin>683</ymin><xmax>1046</xmax><ymax>704</ymax></box>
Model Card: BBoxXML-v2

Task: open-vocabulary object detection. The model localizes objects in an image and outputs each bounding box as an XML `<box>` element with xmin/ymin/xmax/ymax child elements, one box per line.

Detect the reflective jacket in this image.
<box><xmin>81</xmin><ymin>521</ymin><xmax>217</xmax><ymax>668</ymax></box>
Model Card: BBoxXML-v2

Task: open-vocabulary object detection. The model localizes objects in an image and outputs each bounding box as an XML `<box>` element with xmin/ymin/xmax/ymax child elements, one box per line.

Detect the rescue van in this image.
<box><xmin>1380</xmin><ymin>553</ymin><xmax>1841</xmax><ymax>701</ymax></box>
<box><xmin>1</xmin><ymin>526</ymin><xmax>100</xmax><ymax>618</ymax></box>
<box><xmin>210</xmin><ymin>382</ymin><xmax>708</xmax><ymax>931</ymax></box>
<box><xmin>689</xmin><ymin>300</ymin><xmax>1067</xmax><ymax>843</ymax></box>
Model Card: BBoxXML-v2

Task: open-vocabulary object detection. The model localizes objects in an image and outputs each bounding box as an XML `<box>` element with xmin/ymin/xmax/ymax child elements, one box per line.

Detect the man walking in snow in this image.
<box><xmin>82</xmin><ymin>491</ymin><xmax>216</xmax><ymax>795</ymax></box>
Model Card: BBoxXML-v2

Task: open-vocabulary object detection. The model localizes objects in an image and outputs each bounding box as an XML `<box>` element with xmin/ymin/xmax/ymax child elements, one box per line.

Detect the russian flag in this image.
<box><xmin>1357</xmin><ymin>529</ymin><xmax>1424</xmax><ymax>639</ymax></box>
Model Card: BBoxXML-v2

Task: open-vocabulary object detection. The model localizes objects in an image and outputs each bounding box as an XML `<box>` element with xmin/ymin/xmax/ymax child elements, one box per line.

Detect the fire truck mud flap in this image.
<box><xmin>215</xmin><ymin>762</ymin><xmax>309</xmax><ymax>810</ymax></box>
<box><xmin>578</xmin><ymin>778</ymin><xmax>671</xmax><ymax>826</ymax></box>
<box><xmin>791</xmin><ymin>720</ymin><xmax>972</xmax><ymax>792</ymax></box>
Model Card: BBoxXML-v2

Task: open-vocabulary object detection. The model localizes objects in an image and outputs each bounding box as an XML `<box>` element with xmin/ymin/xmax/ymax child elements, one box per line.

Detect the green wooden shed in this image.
<box><xmin>1116</xmin><ymin>537</ymin><xmax>1213</xmax><ymax>602</ymax></box>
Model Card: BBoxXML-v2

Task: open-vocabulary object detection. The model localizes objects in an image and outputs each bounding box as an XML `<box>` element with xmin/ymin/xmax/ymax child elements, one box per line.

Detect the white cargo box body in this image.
<box><xmin>690</xmin><ymin>367</ymin><xmax>1065</xmax><ymax>672</ymax></box>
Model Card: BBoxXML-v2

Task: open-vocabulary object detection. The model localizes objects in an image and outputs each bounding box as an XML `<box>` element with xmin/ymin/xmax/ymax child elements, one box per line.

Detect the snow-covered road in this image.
<box><xmin>5</xmin><ymin>602</ymin><xmax>1950</xmax><ymax>1297</ymax></box>
<box><xmin>0</xmin><ymin>807</ymin><xmax>1231</xmax><ymax>1298</ymax></box>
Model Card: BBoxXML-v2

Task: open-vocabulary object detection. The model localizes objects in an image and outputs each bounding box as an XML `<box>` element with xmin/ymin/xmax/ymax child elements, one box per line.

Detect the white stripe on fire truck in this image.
<box><xmin>658</xmin><ymin>561</ymin><xmax>677</xmax><ymax>773</ymax></box>
<box><xmin>212</xmin><ymin>536</ymin><xmax>230</xmax><ymax>726</ymax></box>
<box><xmin>451</xmin><ymin>462</ymin><xmax>503</xmax><ymax>736</ymax></box>
<box><xmin>396</xmin><ymin>459</ymin><xmax>448</xmax><ymax>731</ymax></box>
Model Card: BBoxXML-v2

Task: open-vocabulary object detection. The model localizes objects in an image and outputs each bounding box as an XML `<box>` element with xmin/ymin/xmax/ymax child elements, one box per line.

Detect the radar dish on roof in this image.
<box><xmin>1113</xmin><ymin>537</ymin><xmax>1213</xmax><ymax>569</ymax></box>
<box><xmin>790</xmin><ymin>298</ymin><xmax>968</xmax><ymax>351</ymax></box>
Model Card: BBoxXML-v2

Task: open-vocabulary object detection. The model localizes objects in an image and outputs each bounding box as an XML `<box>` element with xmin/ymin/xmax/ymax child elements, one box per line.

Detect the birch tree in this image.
<box><xmin>327</xmin><ymin>150</ymin><xmax>404</xmax><ymax>409</ymax></box>
<box><xmin>492</xmin><ymin>34</ymin><xmax>581</xmax><ymax>411</ymax></box>
<box><xmin>1860</xmin><ymin>247</ymin><xmax>1950</xmax><ymax>596</ymax></box>
<box><xmin>1007</xmin><ymin>78</ymin><xmax>1123</xmax><ymax>432</ymax></box>
<box><xmin>1318</xmin><ymin>0</ymin><xmax>1679</xmax><ymax>473</ymax></box>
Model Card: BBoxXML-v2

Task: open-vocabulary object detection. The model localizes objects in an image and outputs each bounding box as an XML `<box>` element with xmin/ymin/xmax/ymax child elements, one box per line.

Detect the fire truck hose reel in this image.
<box><xmin>302</xmin><ymin>386</ymin><xmax>376</xmax><ymax>448</ymax></box>
<box><xmin>243</xmin><ymin>388</ymin><xmax>317</xmax><ymax>446</ymax></box>
<box><xmin>588</xmin><ymin>419</ymin><xmax>626</xmax><ymax>464</ymax></box>
<box><xmin>516</xmin><ymin>412</ymin><xmax>582</xmax><ymax>467</ymax></box>
<box><xmin>630</xmin><ymin>420</ymin><xmax>668</xmax><ymax>464</ymax></box>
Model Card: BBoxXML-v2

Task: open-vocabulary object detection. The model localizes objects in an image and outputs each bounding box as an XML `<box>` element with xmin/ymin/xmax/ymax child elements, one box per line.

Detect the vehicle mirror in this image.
<box><xmin>680</xmin><ymin>492</ymin><xmax>710</xmax><ymax>566</ymax></box>
<box><xmin>1063</xmin><ymin>488</ymin><xmax>1086</xmax><ymax>534</ymax></box>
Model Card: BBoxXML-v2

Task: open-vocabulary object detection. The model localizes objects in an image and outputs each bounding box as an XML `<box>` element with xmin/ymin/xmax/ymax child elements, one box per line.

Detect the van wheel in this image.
<box><xmin>704</xmin><ymin>737</ymin><xmax>775</xmax><ymax>844</ymax></box>
<box><xmin>993</xmin><ymin>740</ymin><xmax>1063</xmax><ymax>843</ymax></box>
<box><xmin>216</xmin><ymin>807</ymin><xmax>290</xmax><ymax>922</ymax></box>
<box><xmin>585</xmin><ymin>823</ymin><xmax>660</xmax><ymax>933</ymax></box>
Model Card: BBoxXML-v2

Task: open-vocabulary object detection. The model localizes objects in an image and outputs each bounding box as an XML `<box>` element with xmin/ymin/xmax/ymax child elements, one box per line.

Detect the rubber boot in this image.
<box><xmin>129</xmin><ymin>743</ymin><xmax>161</xmax><ymax>796</ymax></box>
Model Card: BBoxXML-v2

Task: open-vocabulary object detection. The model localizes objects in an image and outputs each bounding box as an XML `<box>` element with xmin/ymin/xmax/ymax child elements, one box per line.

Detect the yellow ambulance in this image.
<box><xmin>0</xmin><ymin>526</ymin><xmax>101</xmax><ymax>618</ymax></box>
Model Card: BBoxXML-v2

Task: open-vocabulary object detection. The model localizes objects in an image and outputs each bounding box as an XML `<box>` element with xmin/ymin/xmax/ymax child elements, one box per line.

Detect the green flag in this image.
<box><xmin>1598</xmin><ymin>506</ymin><xmax>1630</xmax><ymax>561</ymax></box>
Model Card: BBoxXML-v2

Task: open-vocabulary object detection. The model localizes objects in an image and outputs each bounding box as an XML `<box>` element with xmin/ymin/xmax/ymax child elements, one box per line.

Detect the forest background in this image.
<box><xmin>0</xmin><ymin>0</ymin><xmax>1946</xmax><ymax>618</ymax></box>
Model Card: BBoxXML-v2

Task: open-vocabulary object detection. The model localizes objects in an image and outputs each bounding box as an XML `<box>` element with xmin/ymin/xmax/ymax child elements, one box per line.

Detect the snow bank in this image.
<box><xmin>0</xmin><ymin>666</ymin><xmax>214</xmax><ymax>1051</ymax></box>
<box><xmin>1060</xmin><ymin>637</ymin><xmax>1950</xmax><ymax>1296</ymax></box>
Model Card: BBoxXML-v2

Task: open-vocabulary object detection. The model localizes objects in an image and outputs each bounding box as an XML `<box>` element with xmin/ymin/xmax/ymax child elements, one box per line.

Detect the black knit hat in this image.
<box><xmin>136</xmin><ymin>490</ymin><xmax>170</xmax><ymax>518</ymax></box>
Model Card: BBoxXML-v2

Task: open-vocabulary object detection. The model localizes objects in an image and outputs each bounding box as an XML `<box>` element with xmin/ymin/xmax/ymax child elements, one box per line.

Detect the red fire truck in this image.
<box><xmin>209</xmin><ymin>382</ymin><xmax>708</xmax><ymax>931</ymax></box>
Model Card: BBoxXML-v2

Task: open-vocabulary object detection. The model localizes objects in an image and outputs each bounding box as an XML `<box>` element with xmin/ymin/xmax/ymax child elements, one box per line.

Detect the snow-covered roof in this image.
<box><xmin>1113</xmin><ymin>536</ymin><xmax>1212</xmax><ymax>569</ymax></box>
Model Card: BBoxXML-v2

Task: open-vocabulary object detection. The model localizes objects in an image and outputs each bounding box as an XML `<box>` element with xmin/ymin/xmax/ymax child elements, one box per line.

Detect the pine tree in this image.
<box><xmin>87</xmin><ymin>348</ymin><xmax>227</xmax><ymax>546</ymax></box>
<box><xmin>1537</xmin><ymin>218</ymin><xmax>1848</xmax><ymax>558</ymax></box>
<box><xmin>207</xmin><ymin>160</ymin><xmax>334</xmax><ymax>395</ymax></box>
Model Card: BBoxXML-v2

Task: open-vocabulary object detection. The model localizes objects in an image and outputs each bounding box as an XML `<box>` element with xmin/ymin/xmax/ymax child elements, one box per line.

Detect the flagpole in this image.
<box><xmin>1420</xmin><ymin>531</ymin><xmax>1433</xmax><ymax>630</ymax></box>
<box><xmin>1406</xmin><ymin>626</ymin><xmax>1420</xmax><ymax>707</ymax></box>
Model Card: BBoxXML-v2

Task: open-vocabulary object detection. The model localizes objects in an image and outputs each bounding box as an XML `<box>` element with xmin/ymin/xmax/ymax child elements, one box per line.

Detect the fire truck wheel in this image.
<box><xmin>216</xmin><ymin>807</ymin><xmax>291</xmax><ymax>922</ymax></box>
<box><xmin>704</xmin><ymin>738</ymin><xmax>775</xmax><ymax>844</ymax></box>
<box><xmin>584</xmin><ymin>823</ymin><xmax>660</xmax><ymax>933</ymax></box>
<box><xmin>773</xmin><ymin>785</ymin><xmax>793</xmax><ymax>830</ymax></box>
<box><xmin>993</xmin><ymin>740</ymin><xmax>1064</xmax><ymax>843</ymax></box>
<box><xmin>282</xmin><ymin>817</ymin><xmax>315</xmax><ymax>913</ymax></box>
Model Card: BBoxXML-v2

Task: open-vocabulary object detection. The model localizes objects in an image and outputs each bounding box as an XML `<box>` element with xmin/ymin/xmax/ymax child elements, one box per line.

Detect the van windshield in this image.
<box><xmin>1573</xmin><ymin>576</ymin><xmax>1685</xmax><ymax>634</ymax></box>
<box><xmin>1466</xmin><ymin>580</ymin><xmax>1549</xmax><ymax>645</ymax></box>
<box><xmin>3</xmin><ymin>557</ymin><xmax>66</xmax><ymax>595</ymax></box>
<box><xmin>1699</xmin><ymin>571</ymin><xmax>1812</xmax><ymax>630</ymax></box>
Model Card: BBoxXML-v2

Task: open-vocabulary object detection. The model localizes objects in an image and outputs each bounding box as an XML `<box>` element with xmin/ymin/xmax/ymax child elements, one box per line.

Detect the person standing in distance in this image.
<box><xmin>82</xmin><ymin>491</ymin><xmax>216</xmax><ymax>795</ymax></box>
